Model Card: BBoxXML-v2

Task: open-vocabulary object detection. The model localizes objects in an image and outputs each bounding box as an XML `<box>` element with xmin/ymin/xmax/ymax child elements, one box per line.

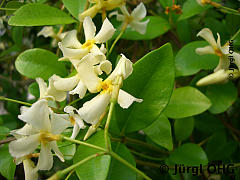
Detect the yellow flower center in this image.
<box><xmin>201</xmin><ymin>0</ymin><xmax>211</xmax><ymax>4</ymax></box>
<box><xmin>214</xmin><ymin>48</ymin><xmax>223</xmax><ymax>57</ymax></box>
<box><xmin>101</xmin><ymin>80</ymin><xmax>113</xmax><ymax>93</ymax></box>
<box><xmin>39</xmin><ymin>131</ymin><xmax>60</xmax><ymax>144</ymax></box>
<box><xmin>82</xmin><ymin>39</ymin><xmax>95</xmax><ymax>50</ymax></box>
<box><xmin>69</xmin><ymin>116</ymin><xmax>76</xmax><ymax>125</ymax></box>
<box><xmin>126</xmin><ymin>15</ymin><xmax>134</xmax><ymax>24</ymax></box>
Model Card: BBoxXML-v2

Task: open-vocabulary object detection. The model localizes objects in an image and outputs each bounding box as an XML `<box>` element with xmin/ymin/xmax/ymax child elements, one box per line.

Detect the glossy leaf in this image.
<box><xmin>175</xmin><ymin>41</ymin><xmax>218</xmax><ymax>77</ymax></box>
<box><xmin>164</xmin><ymin>86</ymin><xmax>211</xmax><ymax>119</ymax></box>
<box><xmin>144</xmin><ymin>114</ymin><xmax>173</xmax><ymax>151</ymax></box>
<box><xmin>0</xmin><ymin>144</ymin><xmax>16</xmax><ymax>180</ymax></box>
<box><xmin>107</xmin><ymin>143</ymin><xmax>136</xmax><ymax>180</ymax></box>
<box><xmin>8</xmin><ymin>3</ymin><xmax>76</xmax><ymax>26</ymax></box>
<box><xmin>0</xmin><ymin>126</ymin><xmax>10</xmax><ymax>140</ymax></box>
<box><xmin>178</xmin><ymin>0</ymin><xmax>209</xmax><ymax>21</ymax></box>
<box><xmin>174</xmin><ymin>117</ymin><xmax>194</xmax><ymax>141</ymax></box>
<box><xmin>168</xmin><ymin>143</ymin><xmax>208</xmax><ymax>166</ymax></box>
<box><xmin>62</xmin><ymin>0</ymin><xmax>87</xmax><ymax>19</ymax></box>
<box><xmin>205</xmin><ymin>82</ymin><xmax>237</xmax><ymax>114</ymax></box>
<box><xmin>117</xmin><ymin>43</ymin><xmax>175</xmax><ymax>133</ymax></box>
<box><xmin>120</xmin><ymin>16</ymin><xmax>170</xmax><ymax>40</ymax></box>
<box><xmin>15</xmin><ymin>48</ymin><xmax>67</xmax><ymax>80</ymax></box>
<box><xmin>73</xmin><ymin>131</ymin><xmax>111</xmax><ymax>180</ymax></box>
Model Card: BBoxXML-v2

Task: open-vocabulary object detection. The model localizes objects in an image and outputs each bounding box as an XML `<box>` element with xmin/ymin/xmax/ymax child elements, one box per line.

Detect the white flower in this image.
<box><xmin>58</xmin><ymin>16</ymin><xmax>115</xmax><ymax>61</ymax></box>
<box><xmin>53</xmin><ymin>54</ymin><xmax>112</xmax><ymax>95</ymax></box>
<box><xmin>196</xmin><ymin>0</ymin><xmax>211</xmax><ymax>6</ymax></box>
<box><xmin>36</xmin><ymin>77</ymin><xmax>67</xmax><ymax>102</ymax></box>
<box><xmin>37</xmin><ymin>26</ymin><xmax>68</xmax><ymax>47</ymax></box>
<box><xmin>9</xmin><ymin>99</ymin><xmax>71</xmax><ymax>172</ymax></box>
<box><xmin>77</xmin><ymin>54</ymin><xmax>142</xmax><ymax>125</ymax></box>
<box><xmin>110</xmin><ymin>3</ymin><xmax>149</xmax><ymax>34</ymax></box>
<box><xmin>23</xmin><ymin>159</ymin><xmax>38</xmax><ymax>180</ymax></box>
<box><xmin>196</xmin><ymin>28</ymin><xmax>240</xmax><ymax>86</ymax></box>
<box><xmin>64</xmin><ymin>106</ymin><xmax>86</xmax><ymax>139</ymax></box>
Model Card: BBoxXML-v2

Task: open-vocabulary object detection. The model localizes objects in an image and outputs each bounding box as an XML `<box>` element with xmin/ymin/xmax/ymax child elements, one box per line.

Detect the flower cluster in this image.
<box><xmin>196</xmin><ymin>28</ymin><xmax>240</xmax><ymax>86</ymax></box>
<box><xmin>9</xmin><ymin>2</ymin><xmax>148</xmax><ymax>179</ymax></box>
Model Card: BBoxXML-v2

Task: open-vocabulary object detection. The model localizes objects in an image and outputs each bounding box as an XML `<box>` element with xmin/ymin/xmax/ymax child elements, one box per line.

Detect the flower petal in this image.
<box><xmin>11</xmin><ymin>124</ymin><xmax>38</xmax><ymax>138</ymax></box>
<box><xmin>61</xmin><ymin>30</ymin><xmax>81</xmax><ymax>48</ymax></box>
<box><xmin>76</xmin><ymin>55</ymin><xmax>102</xmax><ymax>93</ymax></box>
<box><xmin>214</xmin><ymin>56</ymin><xmax>229</xmax><ymax>72</ymax></box>
<box><xmin>106</xmin><ymin>0</ymin><xmax>126</xmax><ymax>10</ymax></box>
<box><xmin>131</xmin><ymin>3</ymin><xmax>147</xmax><ymax>21</ymax></box>
<box><xmin>78</xmin><ymin>93</ymin><xmax>111</xmax><ymax>125</ymax></box>
<box><xmin>69</xmin><ymin>80</ymin><xmax>88</xmax><ymax>99</ymax></box>
<box><xmin>58</xmin><ymin>42</ymin><xmax>89</xmax><ymax>60</ymax></box>
<box><xmin>120</xmin><ymin>5</ymin><xmax>130</xmax><ymax>16</ymax></box>
<box><xmin>95</xmin><ymin>60</ymin><xmax>112</xmax><ymax>75</ymax></box>
<box><xmin>83</xmin><ymin>16</ymin><xmax>96</xmax><ymax>40</ymax></box>
<box><xmin>130</xmin><ymin>19</ymin><xmax>149</xmax><ymax>34</ymax></box>
<box><xmin>197</xmin><ymin>28</ymin><xmax>217</xmax><ymax>48</ymax></box>
<box><xmin>37</xmin><ymin>26</ymin><xmax>55</xmax><ymax>38</ymax></box>
<box><xmin>196</xmin><ymin>69</ymin><xmax>229</xmax><ymax>86</ymax></box>
<box><xmin>18</xmin><ymin>99</ymin><xmax>51</xmax><ymax>131</ymax></box>
<box><xmin>47</xmin><ymin>76</ymin><xmax>67</xmax><ymax>102</ymax></box>
<box><xmin>195</xmin><ymin>45</ymin><xmax>215</xmax><ymax>55</ymax></box>
<box><xmin>118</xmin><ymin>89</ymin><xmax>143</xmax><ymax>109</ymax></box>
<box><xmin>49</xmin><ymin>141</ymin><xmax>64</xmax><ymax>162</ymax></box>
<box><xmin>71</xmin><ymin>124</ymin><xmax>80</xmax><ymax>139</ymax></box>
<box><xmin>35</xmin><ymin>143</ymin><xmax>53</xmax><ymax>171</ymax></box>
<box><xmin>107</xmin><ymin>54</ymin><xmax>133</xmax><ymax>81</ymax></box>
<box><xmin>94</xmin><ymin>18</ymin><xmax>116</xmax><ymax>43</ymax></box>
<box><xmin>9</xmin><ymin>134</ymin><xmax>40</xmax><ymax>158</ymax></box>
<box><xmin>79</xmin><ymin>5</ymin><xmax>99</xmax><ymax>22</ymax></box>
<box><xmin>36</xmin><ymin>78</ymin><xmax>47</xmax><ymax>99</ymax></box>
<box><xmin>52</xmin><ymin>74</ymin><xmax>80</xmax><ymax>91</ymax></box>
<box><xmin>50</xmin><ymin>112</ymin><xmax>72</xmax><ymax>134</ymax></box>
<box><xmin>23</xmin><ymin>159</ymin><xmax>38</xmax><ymax>180</ymax></box>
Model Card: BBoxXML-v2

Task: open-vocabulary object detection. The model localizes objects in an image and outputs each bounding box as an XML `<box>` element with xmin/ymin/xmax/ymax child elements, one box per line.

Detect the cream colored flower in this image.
<box><xmin>64</xmin><ymin>106</ymin><xmax>86</xmax><ymax>139</ymax></box>
<box><xmin>110</xmin><ymin>3</ymin><xmax>149</xmax><ymax>34</ymax></box>
<box><xmin>37</xmin><ymin>26</ymin><xmax>68</xmax><ymax>47</ymax></box>
<box><xmin>196</xmin><ymin>0</ymin><xmax>211</xmax><ymax>6</ymax></box>
<box><xmin>58</xmin><ymin>16</ymin><xmax>115</xmax><ymax>61</ymax></box>
<box><xmin>36</xmin><ymin>77</ymin><xmax>66</xmax><ymax>102</ymax></box>
<box><xmin>9</xmin><ymin>99</ymin><xmax>71</xmax><ymax>172</ymax></box>
<box><xmin>53</xmin><ymin>54</ymin><xmax>111</xmax><ymax>95</ymax></box>
<box><xmin>79</xmin><ymin>0</ymin><xmax>126</xmax><ymax>22</ymax></box>
<box><xmin>196</xmin><ymin>28</ymin><xmax>240</xmax><ymax>86</ymax></box>
<box><xmin>77</xmin><ymin>54</ymin><xmax>142</xmax><ymax>125</ymax></box>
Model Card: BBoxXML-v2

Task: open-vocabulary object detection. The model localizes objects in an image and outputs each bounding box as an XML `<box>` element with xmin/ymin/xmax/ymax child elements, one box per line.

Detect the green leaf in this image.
<box><xmin>164</xmin><ymin>86</ymin><xmax>211</xmax><ymax>119</ymax></box>
<box><xmin>8</xmin><ymin>3</ymin><xmax>76</xmax><ymax>26</ymax></box>
<box><xmin>120</xmin><ymin>16</ymin><xmax>170</xmax><ymax>40</ymax></box>
<box><xmin>62</xmin><ymin>0</ymin><xmax>87</xmax><ymax>19</ymax></box>
<box><xmin>117</xmin><ymin>43</ymin><xmax>175</xmax><ymax>133</ymax></box>
<box><xmin>175</xmin><ymin>41</ymin><xmax>218</xmax><ymax>77</ymax></box>
<box><xmin>206</xmin><ymin>131</ymin><xmax>238</xmax><ymax>161</ymax></box>
<box><xmin>178</xmin><ymin>0</ymin><xmax>209</xmax><ymax>21</ymax></box>
<box><xmin>168</xmin><ymin>143</ymin><xmax>208</xmax><ymax>166</ymax></box>
<box><xmin>59</xmin><ymin>143</ymin><xmax>76</xmax><ymax>161</ymax></box>
<box><xmin>73</xmin><ymin>131</ymin><xmax>111</xmax><ymax>180</ymax></box>
<box><xmin>144</xmin><ymin>114</ymin><xmax>173</xmax><ymax>151</ymax></box>
<box><xmin>15</xmin><ymin>48</ymin><xmax>67</xmax><ymax>80</ymax></box>
<box><xmin>0</xmin><ymin>144</ymin><xmax>16</xmax><ymax>180</ymax></box>
<box><xmin>107</xmin><ymin>143</ymin><xmax>136</xmax><ymax>180</ymax></box>
<box><xmin>12</xmin><ymin>26</ymin><xmax>23</xmax><ymax>47</ymax></box>
<box><xmin>0</xmin><ymin>126</ymin><xmax>10</xmax><ymax>140</ymax></box>
<box><xmin>174</xmin><ymin>117</ymin><xmax>194</xmax><ymax>141</ymax></box>
<box><xmin>205</xmin><ymin>82</ymin><xmax>237</xmax><ymax>114</ymax></box>
<box><xmin>5</xmin><ymin>1</ymin><xmax>25</xmax><ymax>15</ymax></box>
<box><xmin>28</xmin><ymin>82</ymin><xmax>40</xmax><ymax>98</ymax></box>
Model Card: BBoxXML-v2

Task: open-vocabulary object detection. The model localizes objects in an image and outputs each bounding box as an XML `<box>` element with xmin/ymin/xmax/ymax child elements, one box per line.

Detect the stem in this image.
<box><xmin>61</xmin><ymin>135</ymin><xmax>106</xmax><ymax>152</ymax></box>
<box><xmin>0</xmin><ymin>137</ymin><xmax>16</xmax><ymax>145</ymax></box>
<box><xmin>130</xmin><ymin>149</ymin><xmax>165</xmax><ymax>161</ymax></box>
<box><xmin>0</xmin><ymin>0</ymin><xmax>6</xmax><ymax>8</ymax></box>
<box><xmin>107</xmin><ymin>22</ymin><xmax>128</xmax><ymax>57</ymax></box>
<box><xmin>232</xmin><ymin>28</ymin><xmax>240</xmax><ymax>40</ymax></box>
<box><xmin>0</xmin><ymin>96</ymin><xmax>32</xmax><ymax>106</ymax></box>
<box><xmin>210</xmin><ymin>1</ymin><xmax>240</xmax><ymax>15</ymax></box>
<box><xmin>111</xmin><ymin>137</ymin><xmax>169</xmax><ymax>154</ymax></box>
<box><xmin>65</xmin><ymin>170</ymin><xmax>74</xmax><ymax>180</ymax></box>
<box><xmin>0</xmin><ymin>7</ymin><xmax>17</xmax><ymax>11</ymax></box>
<box><xmin>47</xmin><ymin>153</ymin><xmax>105</xmax><ymax>180</ymax></box>
<box><xmin>110</xmin><ymin>151</ymin><xmax>152</xmax><ymax>180</ymax></box>
<box><xmin>104</xmin><ymin>102</ymin><xmax>116</xmax><ymax>151</ymax></box>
